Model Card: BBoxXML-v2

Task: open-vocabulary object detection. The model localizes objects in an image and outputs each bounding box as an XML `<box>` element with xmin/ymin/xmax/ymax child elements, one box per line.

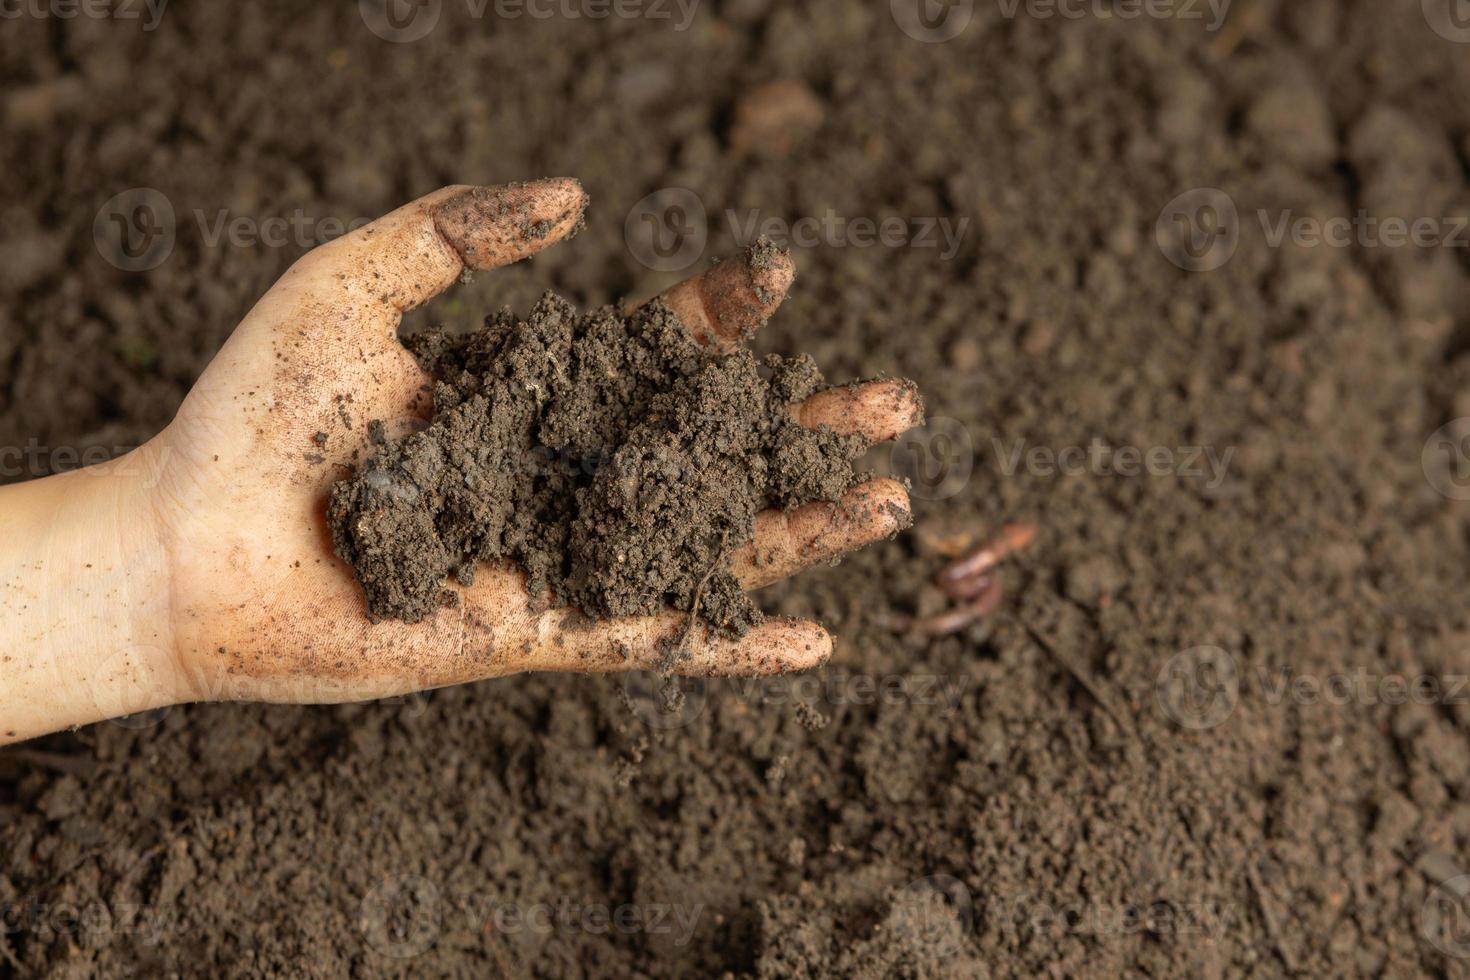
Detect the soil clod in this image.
<box><xmin>330</xmin><ymin>266</ymin><xmax>871</xmax><ymax>633</ymax></box>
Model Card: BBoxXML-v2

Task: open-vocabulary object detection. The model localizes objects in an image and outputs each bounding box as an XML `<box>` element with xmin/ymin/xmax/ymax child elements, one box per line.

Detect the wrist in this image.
<box><xmin>0</xmin><ymin>440</ymin><xmax>182</xmax><ymax>743</ymax></box>
<box><xmin>92</xmin><ymin>441</ymin><xmax>187</xmax><ymax>712</ymax></box>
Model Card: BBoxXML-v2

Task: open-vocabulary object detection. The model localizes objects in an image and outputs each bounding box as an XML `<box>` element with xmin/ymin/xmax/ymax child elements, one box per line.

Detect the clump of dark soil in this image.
<box><xmin>329</xmin><ymin>246</ymin><xmax>866</xmax><ymax>633</ymax></box>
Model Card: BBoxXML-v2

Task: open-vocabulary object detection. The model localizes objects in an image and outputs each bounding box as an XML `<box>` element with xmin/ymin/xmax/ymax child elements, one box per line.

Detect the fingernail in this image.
<box><xmin>432</xmin><ymin>178</ymin><xmax>589</xmax><ymax>270</ymax></box>
<box><xmin>739</xmin><ymin>237</ymin><xmax>794</xmax><ymax>302</ymax></box>
<box><xmin>691</xmin><ymin>238</ymin><xmax>796</xmax><ymax>347</ymax></box>
<box><xmin>896</xmin><ymin>378</ymin><xmax>926</xmax><ymax>428</ymax></box>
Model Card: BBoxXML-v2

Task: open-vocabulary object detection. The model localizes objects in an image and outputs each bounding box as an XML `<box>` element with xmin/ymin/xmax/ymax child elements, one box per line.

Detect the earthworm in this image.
<box><xmin>936</xmin><ymin>522</ymin><xmax>1037</xmax><ymax>594</ymax></box>
<box><xmin>886</xmin><ymin>522</ymin><xmax>1037</xmax><ymax>636</ymax></box>
<box><xmin>902</xmin><ymin>577</ymin><xmax>1005</xmax><ymax>636</ymax></box>
<box><xmin>939</xmin><ymin>572</ymin><xmax>993</xmax><ymax>602</ymax></box>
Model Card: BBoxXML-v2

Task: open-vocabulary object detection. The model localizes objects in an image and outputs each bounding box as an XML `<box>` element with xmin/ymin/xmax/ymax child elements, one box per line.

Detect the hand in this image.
<box><xmin>0</xmin><ymin>180</ymin><xmax>920</xmax><ymax>744</ymax></box>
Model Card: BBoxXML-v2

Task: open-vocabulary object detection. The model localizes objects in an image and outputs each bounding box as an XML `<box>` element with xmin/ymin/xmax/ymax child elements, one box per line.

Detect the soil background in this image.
<box><xmin>4</xmin><ymin>0</ymin><xmax>1470</xmax><ymax>976</ymax></box>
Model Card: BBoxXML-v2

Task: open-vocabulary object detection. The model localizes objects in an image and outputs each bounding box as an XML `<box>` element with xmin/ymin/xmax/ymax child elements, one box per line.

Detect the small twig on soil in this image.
<box><xmin>0</xmin><ymin>930</ymin><xmax>25</xmax><ymax>975</ymax></box>
<box><xmin>1023</xmin><ymin>624</ymin><xmax>1133</xmax><ymax>740</ymax></box>
<box><xmin>485</xmin><ymin>932</ymin><xmax>517</xmax><ymax>980</ymax></box>
<box><xmin>121</xmin><ymin>843</ymin><xmax>167</xmax><ymax>888</ymax></box>
<box><xmin>1206</xmin><ymin>0</ymin><xmax>1267</xmax><ymax>60</ymax></box>
<box><xmin>1247</xmin><ymin>861</ymin><xmax>1298</xmax><ymax>974</ymax></box>
<box><xmin>0</xmin><ymin>749</ymin><xmax>97</xmax><ymax>778</ymax></box>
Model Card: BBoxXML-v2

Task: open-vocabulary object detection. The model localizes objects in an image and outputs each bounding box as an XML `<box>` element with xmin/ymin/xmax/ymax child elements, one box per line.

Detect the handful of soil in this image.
<box><xmin>329</xmin><ymin>249</ymin><xmax>868</xmax><ymax>634</ymax></box>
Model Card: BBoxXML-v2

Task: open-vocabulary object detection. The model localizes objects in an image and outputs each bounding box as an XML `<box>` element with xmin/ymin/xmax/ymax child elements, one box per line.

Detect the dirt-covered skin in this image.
<box><xmin>329</xmin><ymin>276</ymin><xmax>863</xmax><ymax>631</ymax></box>
<box><xmin>4</xmin><ymin>1</ymin><xmax>1470</xmax><ymax>977</ymax></box>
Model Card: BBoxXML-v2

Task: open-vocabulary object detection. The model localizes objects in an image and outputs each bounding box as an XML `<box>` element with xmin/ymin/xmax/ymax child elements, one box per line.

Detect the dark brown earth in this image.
<box><xmin>4</xmin><ymin>0</ymin><xmax>1470</xmax><ymax>977</ymax></box>
<box><xmin>329</xmin><ymin>271</ymin><xmax>864</xmax><ymax>630</ymax></box>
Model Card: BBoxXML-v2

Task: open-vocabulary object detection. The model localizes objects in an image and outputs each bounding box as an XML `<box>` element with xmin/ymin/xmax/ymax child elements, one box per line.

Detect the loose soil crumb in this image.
<box><xmin>329</xmin><ymin>246</ymin><xmax>866</xmax><ymax>633</ymax></box>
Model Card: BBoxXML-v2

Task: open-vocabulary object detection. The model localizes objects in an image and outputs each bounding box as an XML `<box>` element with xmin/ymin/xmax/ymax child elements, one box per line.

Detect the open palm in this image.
<box><xmin>143</xmin><ymin>179</ymin><xmax>919</xmax><ymax>707</ymax></box>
